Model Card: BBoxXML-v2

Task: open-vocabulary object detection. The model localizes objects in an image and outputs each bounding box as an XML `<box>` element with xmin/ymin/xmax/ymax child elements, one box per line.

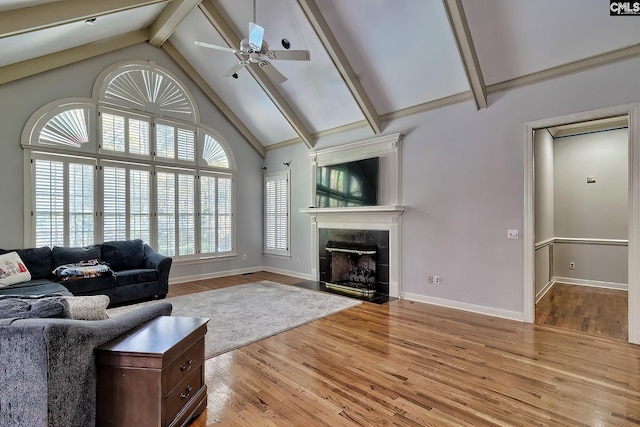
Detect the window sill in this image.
<box><xmin>172</xmin><ymin>253</ymin><xmax>237</xmax><ymax>266</ymax></box>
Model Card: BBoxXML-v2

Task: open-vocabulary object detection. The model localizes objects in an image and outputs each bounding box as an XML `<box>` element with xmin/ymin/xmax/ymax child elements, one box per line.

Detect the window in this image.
<box><xmin>264</xmin><ymin>171</ymin><xmax>289</xmax><ymax>256</ymax></box>
<box><xmin>23</xmin><ymin>61</ymin><xmax>236</xmax><ymax>260</ymax></box>
<box><xmin>32</xmin><ymin>154</ymin><xmax>95</xmax><ymax>248</ymax></box>
<box><xmin>101</xmin><ymin>162</ymin><xmax>151</xmax><ymax>242</ymax></box>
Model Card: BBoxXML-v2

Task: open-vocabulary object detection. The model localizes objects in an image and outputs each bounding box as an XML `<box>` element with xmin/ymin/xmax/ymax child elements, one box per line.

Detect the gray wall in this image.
<box><xmin>266</xmin><ymin>56</ymin><xmax>640</xmax><ymax>316</ymax></box>
<box><xmin>0</xmin><ymin>43</ymin><xmax>265</xmax><ymax>281</ymax></box>
<box><xmin>552</xmin><ymin>128</ymin><xmax>628</xmax><ymax>284</ymax></box>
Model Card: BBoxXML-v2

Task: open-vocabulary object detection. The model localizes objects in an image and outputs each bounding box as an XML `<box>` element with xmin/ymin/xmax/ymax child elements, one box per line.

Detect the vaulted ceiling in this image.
<box><xmin>1</xmin><ymin>0</ymin><xmax>640</xmax><ymax>157</ymax></box>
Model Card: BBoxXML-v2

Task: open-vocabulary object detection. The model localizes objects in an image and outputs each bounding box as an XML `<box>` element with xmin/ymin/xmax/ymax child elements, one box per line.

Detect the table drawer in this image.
<box><xmin>165</xmin><ymin>370</ymin><xmax>204</xmax><ymax>423</ymax></box>
<box><xmin>163</xmin><ymin>339</ymin><xmax>204</xmax><ymax>394</ymax></box>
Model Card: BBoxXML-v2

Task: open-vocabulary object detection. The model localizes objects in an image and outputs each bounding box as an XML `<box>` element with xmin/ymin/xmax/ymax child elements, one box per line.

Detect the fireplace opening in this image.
<box><xmin>325</xmin><ymin>241</ymin><xmax>377</xmax><ymax>295</ymax></box>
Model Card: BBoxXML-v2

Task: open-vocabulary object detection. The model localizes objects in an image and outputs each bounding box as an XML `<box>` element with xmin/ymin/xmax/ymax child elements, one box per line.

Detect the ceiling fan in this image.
<box><xmin>194</xmin><ymin>3</ymin><xmax>310</xmax><ymax>83</ymax></box>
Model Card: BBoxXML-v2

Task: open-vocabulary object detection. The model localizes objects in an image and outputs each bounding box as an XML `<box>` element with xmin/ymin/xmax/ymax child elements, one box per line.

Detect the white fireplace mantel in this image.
<box><xmin>303</xmin><ymin>134</ymin><xmax>405</xmax><ymax>298</ymax></box>
<box><xmin>301</xmin><ymin>206</ymin><xmax>404</xmax><ymax>298</ymax></box>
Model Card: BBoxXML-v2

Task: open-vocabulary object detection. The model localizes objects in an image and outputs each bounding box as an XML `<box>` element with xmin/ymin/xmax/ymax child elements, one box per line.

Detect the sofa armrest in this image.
<box><xmin>143</xmin><ymin>244</ymin><xmax>172</xmax><ymax>297</ymax></box>
<box><xmin>0</xmin><ymin>302</ymin><xmax>172</xmax><ymax>427</ymax></box>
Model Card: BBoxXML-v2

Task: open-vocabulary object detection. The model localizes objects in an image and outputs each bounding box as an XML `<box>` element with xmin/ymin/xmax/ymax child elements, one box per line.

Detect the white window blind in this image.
<box><xmin>156</xmin><ymin>171</ymin><xmax>176</xmax><ymax>256</ymax></box>
<box><xmin>200</xmin><ymin>175</ymin><xmax>216</xmax><ymax>254</ymax></box>
<box><xmin>217</xmin><ymin>176</ymin><xmax>233</xmax><ymax>253</ymax></box>
<box><xmin>100</xmin><ymin>111</ymin><xmax>150</xmax><ymax>156</ymax></box>
<box><xmin>33</xmin><ymin>154</ymin><xmax>95</xmax><ymax>248</ymax></box>
<box><xmin>264</xmin><ymin>171</ymin><xmax>289</xmax><ymax>256</ymax></box>
<box><xmin>199</xmin><ymin>173</ymin><xmax>233</xmax><ymax>255</ymax></box>
<box><xmin>102</xmin><ymin>162</ymin><xmax>151</xmax><ymax>243</ymax></box>
<box><xmin>155</xmin><ymin>120</ymin><xmax>195</xmax><ymax>162</ymax></box>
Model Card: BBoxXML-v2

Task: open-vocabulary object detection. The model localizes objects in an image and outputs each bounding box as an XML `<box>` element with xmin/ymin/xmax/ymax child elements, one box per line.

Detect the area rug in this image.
<box><xmin>107</xmin><ymin>280</ymin><xmax>361</xmax><ymax>359</ymax></box>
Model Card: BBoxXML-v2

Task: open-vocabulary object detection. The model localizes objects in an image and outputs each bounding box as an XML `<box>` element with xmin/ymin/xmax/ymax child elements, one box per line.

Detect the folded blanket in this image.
<box><xmin>53</xmin><ymin>259</ymin><xmax>113</xmax><ymax>281</ymax></box>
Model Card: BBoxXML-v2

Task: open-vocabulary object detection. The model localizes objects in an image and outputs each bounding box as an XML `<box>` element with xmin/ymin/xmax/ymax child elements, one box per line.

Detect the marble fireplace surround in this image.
<box><xmin>301</xmin><ymin>133</ymin><xmax>404</xmax><ymax>298</ymax></box>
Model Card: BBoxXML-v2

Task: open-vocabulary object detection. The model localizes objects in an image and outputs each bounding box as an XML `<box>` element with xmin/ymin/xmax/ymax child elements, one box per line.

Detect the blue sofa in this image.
<box><xmin>0</xmin><ymin>240</ymin><xmax>171</xmax><ymax>306</ymax></box>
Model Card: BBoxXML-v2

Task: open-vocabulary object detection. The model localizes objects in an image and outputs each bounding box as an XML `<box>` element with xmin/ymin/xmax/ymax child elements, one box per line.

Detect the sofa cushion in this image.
<box><xmin>0</xmin><ymin>252</ymin><xmax>32</xmax><ymax>287</ymax></box>
<box><xmin>0</xmin><ymin>295</ymin><xmax>66</xmax><ymax>319</ymax></box>
<box><xmin>0</xmin><ymin>247</ymin><xmax>53</xmax><ymax>280</ymax></box>
<box><xmin>52</xmin><ymin>245</ymin><xmax>101</xmax><ymax>267</ymax></box>
<box><xmin>0</xmin><ymin>279</ymin><xmax>71</xmax><ymax>297</ymax></box>
<box><xmin>61</xmin><ymin>275</ymin><xmax>116</xmax><ymax>294</ymax></box>
<box><xmin>115</xmin><ymin>269</ymin><xmax>157</xmax><ymax>287</ymax></box>
<box><xmin>101</xmin><ymin>240</ymin><xmax>144</xmax><ymax>271</ymax></box>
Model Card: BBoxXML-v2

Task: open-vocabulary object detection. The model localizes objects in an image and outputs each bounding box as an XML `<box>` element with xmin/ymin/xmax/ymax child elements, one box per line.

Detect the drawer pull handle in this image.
<box><xmin>180</xmin><ymin>359</ymin><xmax>193</xmax><ymax>372</ymax></box>
<box><xmin>180</xmin><ymin>386</ymin><xmax>193</xmax><ymax>400</ymax></box>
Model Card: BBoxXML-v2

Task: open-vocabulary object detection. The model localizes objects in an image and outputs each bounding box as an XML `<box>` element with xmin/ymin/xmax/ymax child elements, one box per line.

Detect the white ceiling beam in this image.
<box><xmin>442</xmin><ymin>0</ymin><xmax>487</xmax><ymax>110</ymax></box>
<box><xmin>297</xmin><ymin>0</ymin><xmax>381</xmax><ymax>135</ymax></box>
<box><xmin>162</xmin><ymin>41</ymin><xmax>267</xmax><ymax>158</ymax></box>
<box><xmin>0</xmin><ymin>30</ymin><xmax>149</xmax><ymax>85</ymax></box>
<box><xmin>0</xmin><ymin>0</ymin><xmax>166</xmax><ymax>39</ymax></box>
<box><xmin>198</xmin><ymin>1</ymin><xmax>314</xmax><ymax>149</ymax></box>
<box><xmin>149</xmin><ymin>0</ymin><xmax>202</xmax><ymax>47</ymax></box>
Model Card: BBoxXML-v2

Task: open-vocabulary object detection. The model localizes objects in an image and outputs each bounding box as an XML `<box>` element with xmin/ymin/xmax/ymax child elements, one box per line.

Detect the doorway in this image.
<box><xmin>532</xmin><ymin>119</ymin><xmax>629</xmax><ymax>339</ymax></box>
<box><xmin>523</xmin><ymin>103</ymin><xmax>640</xmax><ymax>344</ymax></box>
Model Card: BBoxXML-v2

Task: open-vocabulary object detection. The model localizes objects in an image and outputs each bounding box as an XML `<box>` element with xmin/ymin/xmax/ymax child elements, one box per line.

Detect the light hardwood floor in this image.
<box><xmin>535</xmin><ymin>283</ymin><xmax>628</xmax><ymax>340</ymax></box>
<box><xmin>169</xmin><ymin>273</ymin><xmax>640</xmax><ymax>427</ymax></box>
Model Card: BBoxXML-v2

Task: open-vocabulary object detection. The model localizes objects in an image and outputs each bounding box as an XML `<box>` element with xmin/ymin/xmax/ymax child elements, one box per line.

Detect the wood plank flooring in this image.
<box><xmin>535</xmin><ymin>283</ymin><xmax>628</xmax><ymax>340</ymax></box>
<box><xmin>168</xmin><ymin>273</ymin><xmax>640</xmax><ymax>427</ymax></box>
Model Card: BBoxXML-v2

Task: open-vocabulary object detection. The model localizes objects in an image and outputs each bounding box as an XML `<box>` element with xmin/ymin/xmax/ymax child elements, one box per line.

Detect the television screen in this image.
<box><xmin>315</xmin><ymin>157</ymin><xmax>378</xmax><ymax>208</ymax></box>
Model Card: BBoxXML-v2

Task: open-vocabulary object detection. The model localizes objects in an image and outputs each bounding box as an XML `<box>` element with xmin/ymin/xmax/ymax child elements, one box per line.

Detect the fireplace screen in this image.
<box><xmin>325</xmin><ymin>241</ymin><xmax>377</xmax><ymax>295</ymax></box>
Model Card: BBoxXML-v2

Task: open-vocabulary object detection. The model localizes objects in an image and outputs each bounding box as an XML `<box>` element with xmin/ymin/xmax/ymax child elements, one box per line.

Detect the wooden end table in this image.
<box><xmin>96</xmin><ymin>315</ymin><xmax>209</xmax><ymax>427</ymax></box>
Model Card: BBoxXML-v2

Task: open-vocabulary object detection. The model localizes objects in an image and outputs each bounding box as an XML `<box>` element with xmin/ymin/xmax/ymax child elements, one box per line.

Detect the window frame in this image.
<box><xmin>264</xmin><ymin>170</ymin><xmax>290</xmax><ymax>257</ymax></box>
<box><xmin>22</xmin><ymin>62</ymin><xmax>236</xmax><ymax>262</ymax></box>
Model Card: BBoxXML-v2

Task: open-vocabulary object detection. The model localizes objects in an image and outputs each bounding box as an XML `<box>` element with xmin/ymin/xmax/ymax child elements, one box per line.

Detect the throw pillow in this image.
<box><xmin>0</xmin><ymin>252</ymin><xmax>32</xmax><ymax>287</ymax></box>
<box><xmin>61</xmin><ymin>295</ymin><xmax>110</xmax><ymax>320</ymax></box>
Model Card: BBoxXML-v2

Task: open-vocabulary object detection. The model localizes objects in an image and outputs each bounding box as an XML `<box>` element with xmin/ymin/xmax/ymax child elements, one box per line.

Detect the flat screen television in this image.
<box><xmin>315</xmin><ymin>157</ymin><xmax>378</xmax><ymax>208</ymax></box>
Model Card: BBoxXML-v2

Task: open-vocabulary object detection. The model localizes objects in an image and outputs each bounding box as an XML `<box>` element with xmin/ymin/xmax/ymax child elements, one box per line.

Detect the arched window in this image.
<box><xmin>23</xmin><ymin>61</ymin><xmax>236</xmax><ymax>260</ymax></box>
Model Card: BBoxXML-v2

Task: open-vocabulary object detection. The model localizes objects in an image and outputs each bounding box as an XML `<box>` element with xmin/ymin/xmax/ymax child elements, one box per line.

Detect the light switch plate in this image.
<box><xmin>507</xmin><ymin>229</ymin><xmax>519</xmax><ymax>239</ymax></box>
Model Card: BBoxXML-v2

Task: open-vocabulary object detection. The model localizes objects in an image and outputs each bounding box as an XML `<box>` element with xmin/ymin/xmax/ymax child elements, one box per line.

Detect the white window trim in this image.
<box><xmin>264</xmin><ymin>170</ymin><xmax>290</xmax><ymax>257</ymax></box>
<box><xmin>21</xmin><ymin>61</ymin><xmax>236</xmax><ymax>261</ymax></box>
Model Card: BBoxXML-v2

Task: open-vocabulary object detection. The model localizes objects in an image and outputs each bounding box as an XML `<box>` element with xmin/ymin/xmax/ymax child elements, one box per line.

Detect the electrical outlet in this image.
<box><xmin>569</xmin><ymin>261</ymin><xmax>575</xmax><ymax>270</ymax></box>
<box><xmin>242</xmin><ymin>254</ymin><xmax>247</xmax><ymax>260</ymax></box>
<box><xmin>296</xmin><ymin>257</ymin><xmax>301</xmax><ymax>264</ymax></box>
<box><xmin>428</xmin><ymin>276</ymin><xmax>433</xmax><ymax>284</ymax></box>
<box><xmin>434</xmin><ymin>276</ymin><xmax>441</xmax><ymax>285</ymax></box>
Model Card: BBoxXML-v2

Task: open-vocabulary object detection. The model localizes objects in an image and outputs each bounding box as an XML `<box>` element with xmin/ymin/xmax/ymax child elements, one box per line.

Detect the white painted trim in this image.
<box><xmin>534</xmin><ymin>238</ymin><xmax>554</xmax><ymax>250</ymax></box>
<box><xmin>536</xmin><ymin>280</ymin><xmax>555</xmax><ymax>303</ymax></box>
<box><xmin>524</xmin><ymin>102</ymin><xmax>640</xmax><ymax>345</ymax></box>
<box><xmin>554</xmin><ymin>237</ymin><xmax>628</xmax><ymax>246</ymax></box>
<box><xmin>552</xmin><ymin>277</ymin><xmax>628</xmax><ymax>291</ymax></box>
<box><xmin>168</xmin><ymin>266</ymin><xmax>262</xmax><ymax>285</ymax></box>
<box><xmin>402</xmin><ymin>292</ymin><xmax>524</xmax><ymax>322</ymax></box>
<box><xmin>263</xmin><ymin>266</ymin><xmax>314</xmax><ymax>281</ymax></box>
<box><xmin>627</xmin><ymin>103</ymin><xmax>640</xmax><ymax>344</ymax></box>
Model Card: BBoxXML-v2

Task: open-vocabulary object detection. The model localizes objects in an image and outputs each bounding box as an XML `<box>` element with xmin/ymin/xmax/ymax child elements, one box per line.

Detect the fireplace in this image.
<box><xmin>325</xmin><ymin>241</ymin><xmax>377</xmax><ymax>295</ymax></box>
<box><xmin>319</xmin><ymin>229</ymin><xmax>390</xmax><ymax>296</ymax></box>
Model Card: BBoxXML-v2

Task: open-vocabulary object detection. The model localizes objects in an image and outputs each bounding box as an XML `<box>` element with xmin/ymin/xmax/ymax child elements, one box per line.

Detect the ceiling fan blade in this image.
<box><xmin>258</xmin><ymin>61</ymin><xmax>287</xmax><ymax>83</ymax></box>
<box><xmin>267</xmin><ymin>50</ymin><xmax>310</xmax><ymax>61</ymax></box>
<box><xmin>195</xmin><ymin>41</ymin><xmax>238</xmax><ymax>54</ymax></box>
<box><xmin>223</xmin><ymin>62</ymin><xmax>248</xmax><ymax>77</ymax></box>
<box><xmin>248</xmin><ymin>22</ymin><xmax>264</xmax><ymax>51</ymax></box>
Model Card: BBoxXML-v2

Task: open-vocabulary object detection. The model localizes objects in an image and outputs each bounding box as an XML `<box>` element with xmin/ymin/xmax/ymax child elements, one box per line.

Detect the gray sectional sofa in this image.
<box><xmin>0</xmin><ymin>239</ymin><xmax>172</xmax><ymax>306</ymax></box>
<box><xmin>0</xmin><ymin>302</ymin><xmax>173</xmax><ymax>426</ymax></box>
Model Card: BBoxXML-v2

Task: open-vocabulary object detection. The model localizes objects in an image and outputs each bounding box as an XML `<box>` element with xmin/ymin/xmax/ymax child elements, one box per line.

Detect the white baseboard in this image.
<box><xmin>536</xmin><ymin>280</ymin><xmax>555</xmax><ymax>303</ymax></box>
<box><xmin>169</xmin><ymin>266</ymin><xmax>314</xmax><ymax>285</ymax></box>
<box><xmin>169</xmin><ymin>266</ymin><xmax>263</xmax><ymax>285</ymax></box>
<box><xmin>263</xmin><ymin>266</ymin><xmax>314</xmax><ymax>281</ymax></box>
<box><xmin>401</xmin><ymin>292</ymin><xmax>524</xmax><ymax>322</ymax></box>
<box><xmin>552</xmin><ymin>276</ymin><xmax>628</xmax><ymax>291</ymax></box>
